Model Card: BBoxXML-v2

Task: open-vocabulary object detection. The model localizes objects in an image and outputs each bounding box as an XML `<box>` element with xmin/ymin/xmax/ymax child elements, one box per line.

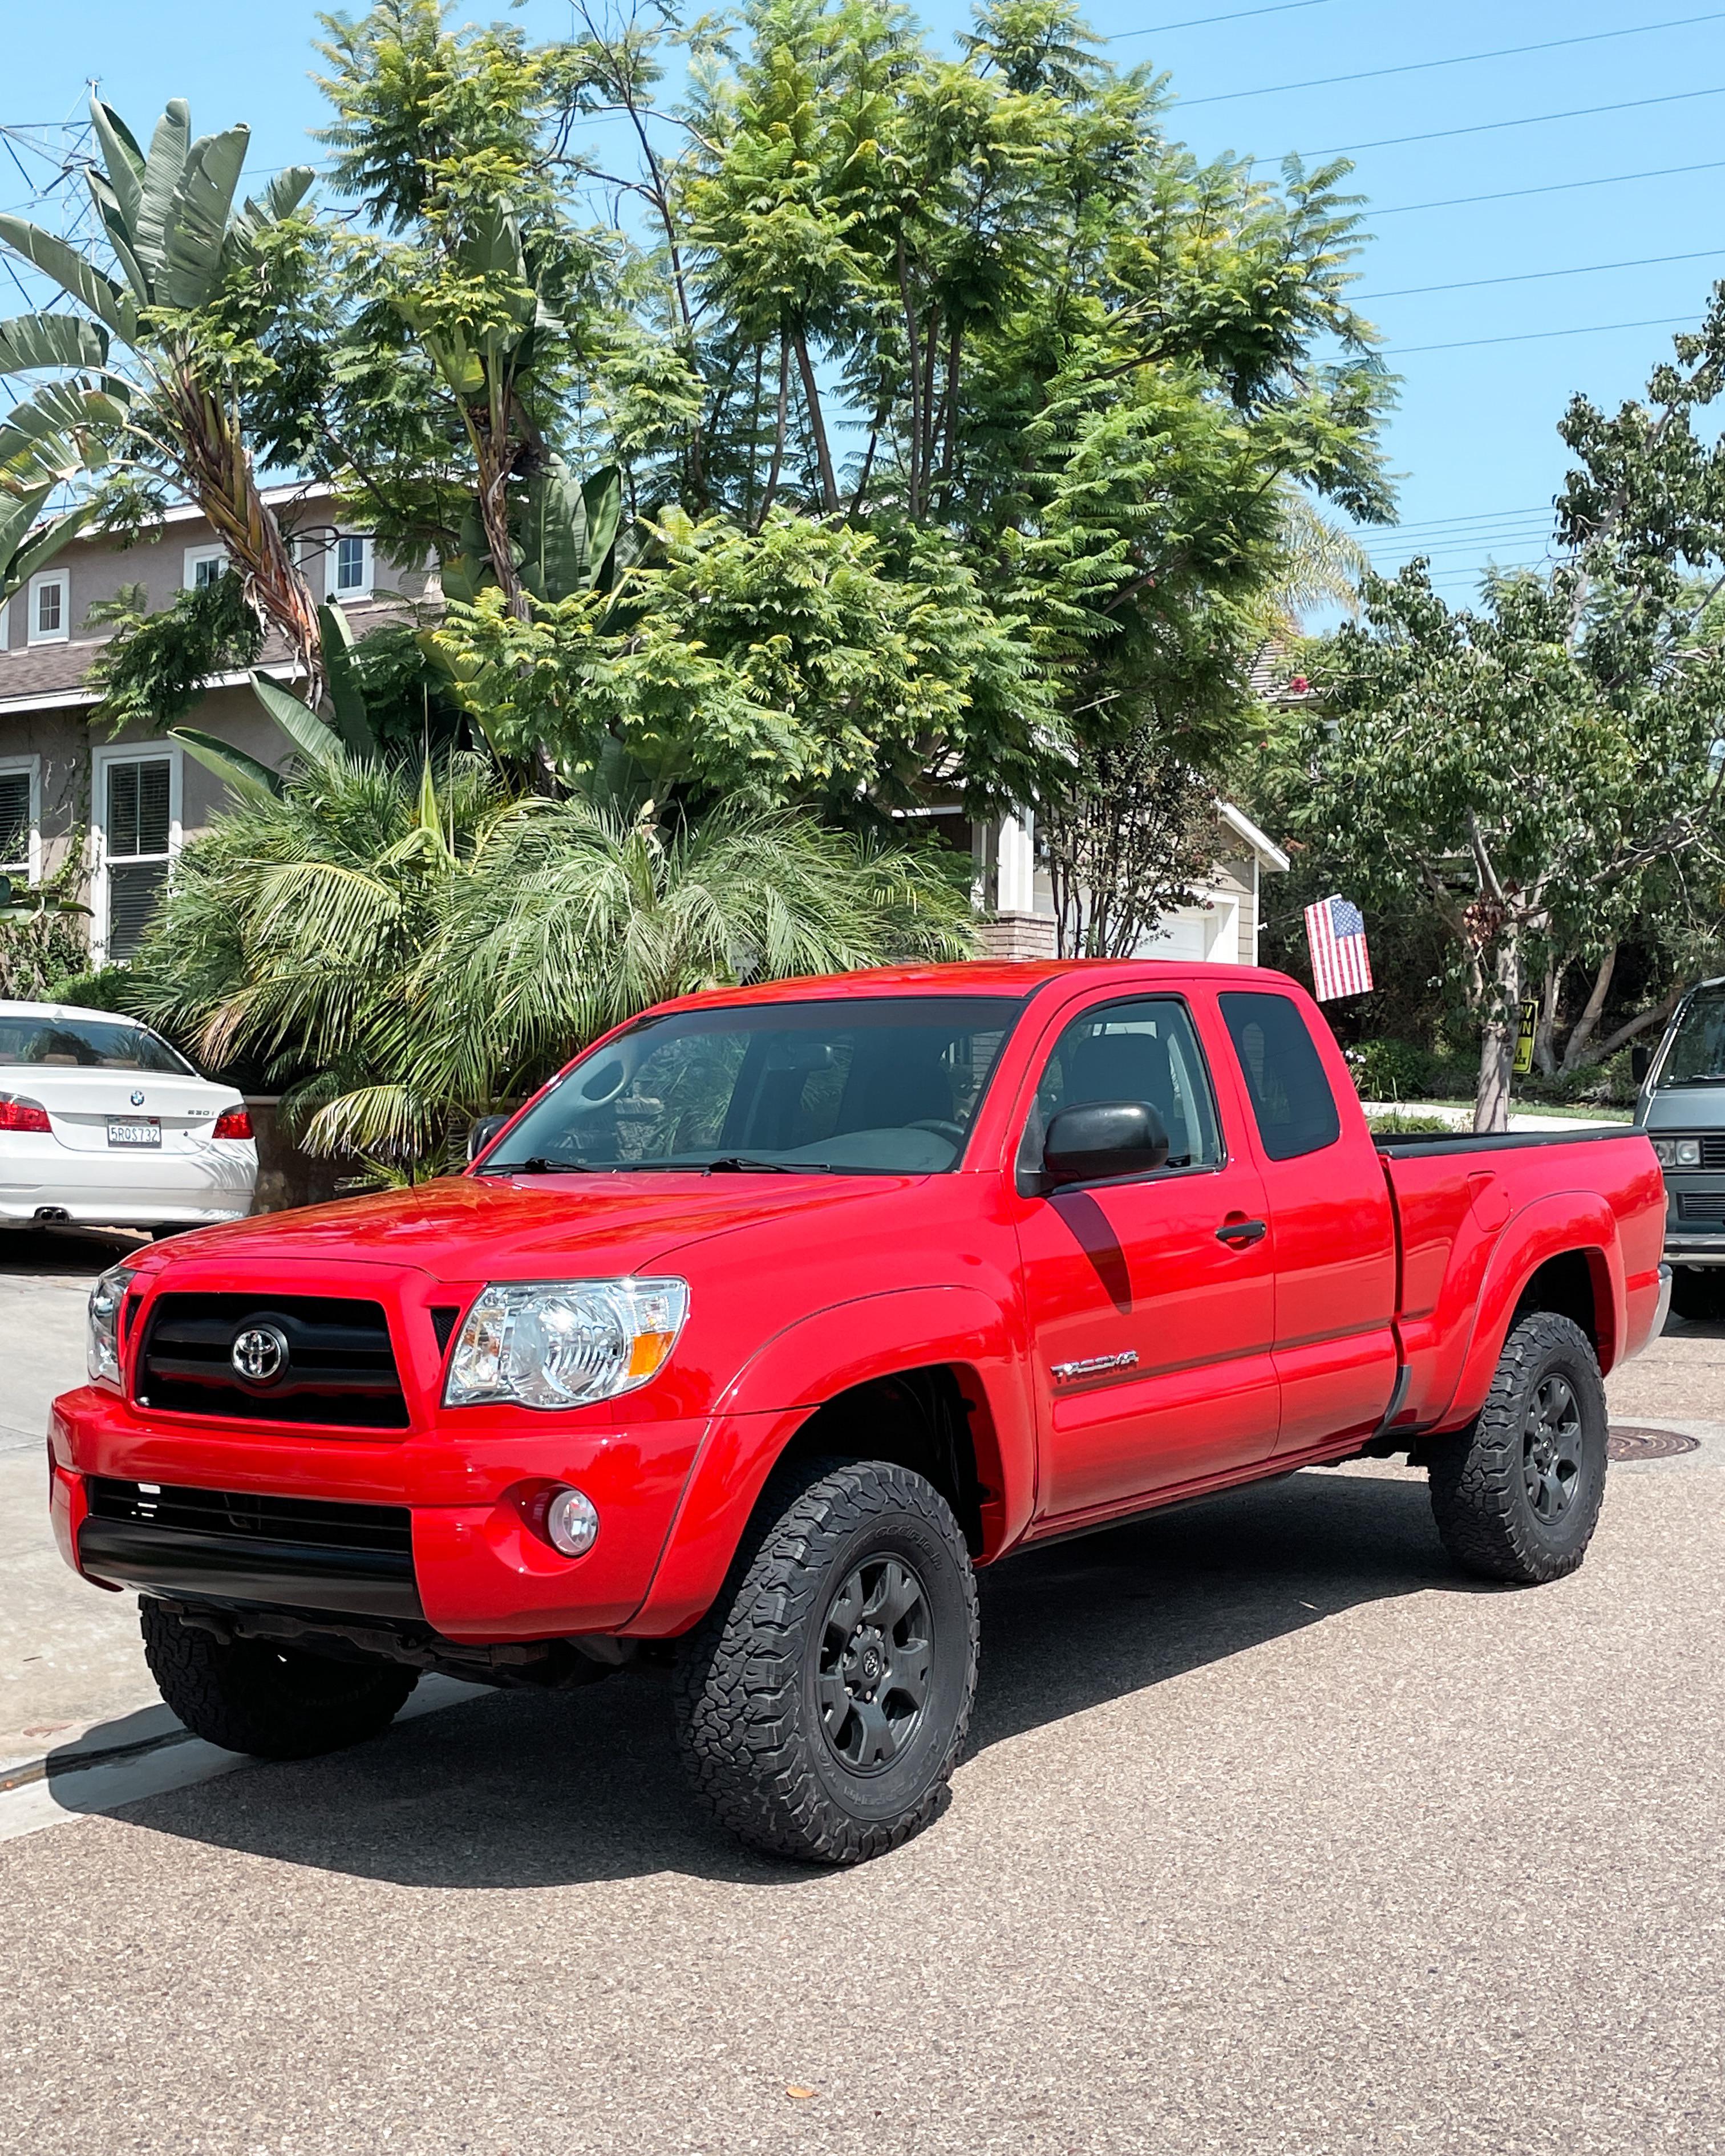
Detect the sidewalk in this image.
<box><xmin>1360</xmin><ymin>1099</ymin><xmax>1627</xmax><ymax>1132</ymax></box>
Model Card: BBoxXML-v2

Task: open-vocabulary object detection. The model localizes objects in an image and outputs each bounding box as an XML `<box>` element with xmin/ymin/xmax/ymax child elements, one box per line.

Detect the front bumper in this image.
<box><xmin>49</xmin><ymin>1385</ymin><xmax>708</xmax><ymax>1642</ymax></box>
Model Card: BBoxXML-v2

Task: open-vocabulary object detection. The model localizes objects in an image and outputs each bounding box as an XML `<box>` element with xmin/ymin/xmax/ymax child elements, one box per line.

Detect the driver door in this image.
<box><xmin>1010</xmin><ymin>994</ymin><xmax>1281</xmax><ymax>1523</ymax></box>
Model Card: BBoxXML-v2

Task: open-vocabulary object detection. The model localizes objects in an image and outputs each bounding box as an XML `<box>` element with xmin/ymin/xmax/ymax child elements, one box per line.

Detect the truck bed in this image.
<box><xmin>1374</xmin><ymin>1124</ymin><xmax>1666</xmax><ymax>1437</ymax></box>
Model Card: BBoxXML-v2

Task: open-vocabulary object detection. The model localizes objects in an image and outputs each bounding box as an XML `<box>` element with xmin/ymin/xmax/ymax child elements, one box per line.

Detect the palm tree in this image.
<box><xmin>128</xmin><ymin>755</ymin><xmax>977</xmax><ymax>1176</ymax></box>
<box><xmin>0</xmin><ymin>100</ymin><xmax>323</xmax><ymax>690</ymax></box>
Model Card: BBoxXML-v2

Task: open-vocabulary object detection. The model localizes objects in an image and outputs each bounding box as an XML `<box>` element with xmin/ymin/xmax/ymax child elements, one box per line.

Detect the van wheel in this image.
<box><xmin>675</xmin><ymin>1458</ymin><xmax>978</xmax><ymax>1865</ymax></box>
<box><xmin>1426</xmin><ymin>1312</ymin><xmax>1609</xmax><ymax>1585</ymax></box>
<box><xmin>1669</xmin><ymin>1269</ymin><xmax>1725</xmax><ymax>1322</ymax></box>
<box><xmin>140</xmin><ymin>1600</ymin><xmax>418</xmax><ymax>1758</ymax></box>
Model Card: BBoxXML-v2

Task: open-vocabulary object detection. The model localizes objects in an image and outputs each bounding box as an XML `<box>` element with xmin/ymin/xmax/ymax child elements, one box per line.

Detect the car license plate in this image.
<box><xmin>106</xmin><ymin>1118</ymin><xmax>161</xmax><ymax>1148</ymax></box>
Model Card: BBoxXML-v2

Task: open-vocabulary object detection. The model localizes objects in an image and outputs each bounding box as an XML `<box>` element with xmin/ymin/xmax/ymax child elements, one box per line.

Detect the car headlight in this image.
<box><xmin>443</xmin><ymin>1278</ymin><xmax>690</xmax><ymax>1410</ymax></box>
<box><xmin>1652</xmin><ymin>1138</ymin><xmax>1674</xmax><ymax>1166</ymax></box>
<box><xmin>1675</xmin><ymin>1138</ymin><xmax>1702</xmax><ymax>1167</ymax></box>
<box><xmin>87</xmin><ymin>1261</ymin><xmax>137</xmax><ymax>1389</ymax></box>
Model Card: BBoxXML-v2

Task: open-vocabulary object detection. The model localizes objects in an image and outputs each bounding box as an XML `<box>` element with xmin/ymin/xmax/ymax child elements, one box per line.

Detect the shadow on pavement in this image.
<box><xmin>0</xmin><ymin>1223</ymin><xmax>146</xmax><ymax>1279</ymax></box>
<box><xmin>90</xmin><ymin>1465</ymin><xmax>1461</xmax><ymax>1890</ymax></box>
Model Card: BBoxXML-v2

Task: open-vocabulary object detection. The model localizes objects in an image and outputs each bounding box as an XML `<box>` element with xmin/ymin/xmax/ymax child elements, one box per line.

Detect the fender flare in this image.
<box><xmin>1439</xmin><ymin>1191</ymin><xmax>1623</xmax><ymax>1430</ymax></box>
<box><xmin>627</xmin><ymin>1284</ymin><xmax>1035</xmax><ymax>1637</ymax></box>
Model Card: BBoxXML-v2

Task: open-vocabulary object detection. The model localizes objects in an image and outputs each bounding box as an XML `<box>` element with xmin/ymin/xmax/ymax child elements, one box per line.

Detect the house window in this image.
<box><xmin>0</xmin><ymin>756</ymin><xmax>39</xmax><ymax>885</ymax></box>
<box><xmin>29</xmin><ymin>570</ymin><xmax>68</xmax><ymax>644</ymax></box>
<box><xmin>329</xmin><ymin>533</ymin><xmax>372</xmax><ymax>601</ymax></box>
<box><xmin>184</xmin><ymin>544</ymin><xmax>228</xmax><ymax>591</ymax></box>
<box><xmin>97</xmin><ymin>749</ymin><xmax>179</xmax><ymax>962</ymax></box>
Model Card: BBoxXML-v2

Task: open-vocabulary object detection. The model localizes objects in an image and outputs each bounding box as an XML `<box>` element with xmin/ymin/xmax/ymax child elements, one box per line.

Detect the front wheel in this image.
<box><xmin>675</xmin><ymin>1458</ymin><xmax>979</xmax><ymax>1865</ymax></box>
<box><xmin>1426</xmin><ymin>1311</ymin><xmax>1609</xmax><ymax>1585</ymax></box>
<box><xmin>140</xmin><ymin>1600</ymin><xmax>418</xmax><ymax>1758</ymax></box>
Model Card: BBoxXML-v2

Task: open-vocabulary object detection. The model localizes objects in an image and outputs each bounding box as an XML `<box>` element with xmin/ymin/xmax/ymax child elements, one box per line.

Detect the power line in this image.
<box><xmin>1392</xmin><ymin>313</ymin><xmax>1696</xmax><ymax>358</ymax></box>
<box><xmin>1183</xmin><ymin>11</ymin><xmax>1725</xmax><ymax>109</ymax></box>
<box><xmin>1108</xmin><ymin>0</ymin><xmax>1335</xmax><ymax>41</ymax></box>
<box><xmin>1256</xmin><ymin>84</ymin><xmax>1725</xmax><ymax>166</ymax></box>
<box><xmin>1374</xmin><ymin>160</ymin><xmax>1725</xmax><ymax>219</ymax></box>
<box><xmin>1362</xmin><ymin>247</ymin><xmax>1725</xmax><ymax>302</ymax></box>
<box><xmin>1370</xmin><ymin>505</ymin><xmax>1549</xmax><ymax>531</ymax></box>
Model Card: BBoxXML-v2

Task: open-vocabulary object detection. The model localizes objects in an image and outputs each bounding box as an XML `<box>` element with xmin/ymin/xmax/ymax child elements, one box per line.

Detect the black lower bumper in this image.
<box><xmin>77</xmin><ymin>1518</ymin><xmax>424</xmax><ymax>1621</ymax></box>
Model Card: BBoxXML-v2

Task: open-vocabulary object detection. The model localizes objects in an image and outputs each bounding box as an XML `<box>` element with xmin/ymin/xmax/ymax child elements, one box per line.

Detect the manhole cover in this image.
<box><xmin>1609</xmin><ymin>1424</ymin><xmax>1702</xmax><ymax>1461</ymax></box>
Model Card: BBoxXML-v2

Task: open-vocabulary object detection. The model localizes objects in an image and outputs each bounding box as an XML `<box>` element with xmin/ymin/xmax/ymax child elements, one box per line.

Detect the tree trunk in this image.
<box><xmin>1558</xmin><ymin>945</ymin><xmax>1618</xmax><ymax>1071</ymax></box>
<box><xmin>791</xmin><ymin>325</ymin><xmax>839</xmax><ymax>516</ymax></box>
<box><xmin>1474</xmin><ymin>931</ymin><xmax>1523</xmax><ymax>1133</ymax></box>
<box><xmin>1533</xmin><ymin>955</ymin><xmax>1562</xmax><ymax>1077</ymax></box>
<box><xmin>757</xmin><ymin>337</ymin><xmax>791</xmax><ymax>529</ymax></box>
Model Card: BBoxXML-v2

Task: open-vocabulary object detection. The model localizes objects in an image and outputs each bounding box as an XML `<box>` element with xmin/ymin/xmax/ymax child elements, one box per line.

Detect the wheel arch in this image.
<box><xmin>1443</xmin><ymin>1195</ymin><xmax>1624</xmax><ymax>1429</ymax></box>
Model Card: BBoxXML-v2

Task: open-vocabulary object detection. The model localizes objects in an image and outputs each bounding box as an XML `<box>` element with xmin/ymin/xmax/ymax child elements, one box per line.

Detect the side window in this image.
<box><xmin>1218</xmin><ymin>991</ymin><xmax>1341</xmax><ymax>1161</ymax></box>
<box><xmin>1025</xmin><ymin>998</ymin><xmax>1222</xmax><ymax>1172</ymax></box>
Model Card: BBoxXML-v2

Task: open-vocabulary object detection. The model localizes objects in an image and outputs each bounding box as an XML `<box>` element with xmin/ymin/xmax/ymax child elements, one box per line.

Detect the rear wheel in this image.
<box><xmin>1426</xmin><ymin>1312</ymin><xmax>1609</xmax><ymax>1585</ymax></box>
<box><xmin>140</xmin><ymin>1600</ymin><xmax>418</xmax><ymax>1758</ymax></box>
<box><xmin>1669</xmin><ymin>1268</ymin><xmax>1725</xmax><ymax>1323</ymax></box>
<box><xmin>675</xmin><ymin>1457</ymin><xmax>978</xmax><ymax>1865</ymax></box>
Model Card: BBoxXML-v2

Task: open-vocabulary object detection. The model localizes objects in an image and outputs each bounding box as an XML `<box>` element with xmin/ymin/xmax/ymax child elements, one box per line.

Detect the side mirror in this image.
<box><xmin>467</xmin><ymin>1113</ymin><xmax>511</xmax><ymax>1163</ymax></box>
<box><xmin>1630</xmin><ymin>1043</ymin><xmax>1652</xmax><ymax>1087</ymax></box>
<box><xmin>1039</xmin><ymin>1100</ymin><xmax>1170</xmax><ymax>1190</ymax></box>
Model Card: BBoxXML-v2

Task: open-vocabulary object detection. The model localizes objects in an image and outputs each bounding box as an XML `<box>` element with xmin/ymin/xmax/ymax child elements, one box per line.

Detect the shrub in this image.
<box><xmin>1364</xmin><ymin>1109</ymin><xmax>1455</xmax><ymax>1136</ymax></box>
<box><xmin>1345</xmin><ymin>1037</ymin><xmax>1443</xmax><ymax>1100</ymax></box>
<box><xmin>0</xmin><ymin>913</ymin><xmax>88</xmax><ymax>1002</ymax></box>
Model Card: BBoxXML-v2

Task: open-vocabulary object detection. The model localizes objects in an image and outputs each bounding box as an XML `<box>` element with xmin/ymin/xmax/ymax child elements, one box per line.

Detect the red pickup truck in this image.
<box><xmin>49</xmin><ymin>962</ymin><xmax>1669</xmax><ymax>1863</ymax></box>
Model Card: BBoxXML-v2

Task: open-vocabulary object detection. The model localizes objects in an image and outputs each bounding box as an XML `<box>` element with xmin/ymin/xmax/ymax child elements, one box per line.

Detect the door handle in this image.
<box><xmin>1215</xmin><ymin>1217</ymin><xmax>1268</xmax><ymax>1247</ymax></box>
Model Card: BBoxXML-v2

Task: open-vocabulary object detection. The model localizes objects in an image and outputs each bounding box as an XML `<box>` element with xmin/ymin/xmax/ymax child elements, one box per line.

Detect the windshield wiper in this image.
<box><xmin>1662</xmin><ymin>1073</ymin><xmax>1725</xmax><ymax>1087</ymax></box>
<box><xmin>703</xmin><ymin>1154</ymin><xmax>830</xmax><ymax>1174</ymax></box>
<box><xmin>479</xmin><ymin>1155</ymin><xmax>593</xmax><ymax>1176</ymax></box>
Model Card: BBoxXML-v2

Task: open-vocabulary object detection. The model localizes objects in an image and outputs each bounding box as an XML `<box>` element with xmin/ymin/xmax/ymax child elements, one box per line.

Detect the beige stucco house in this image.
<box><xmin>0</xmin><ymin>485</ymin><xmax>431</xmax><ymax>964</ymax></box>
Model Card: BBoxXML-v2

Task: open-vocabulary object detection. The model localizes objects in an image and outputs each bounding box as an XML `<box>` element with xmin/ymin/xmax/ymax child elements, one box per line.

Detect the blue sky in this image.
<box><xmin>7</xmin><ymin>1</ymin><xmax>1724</xmax><ymax>605</ymax></box>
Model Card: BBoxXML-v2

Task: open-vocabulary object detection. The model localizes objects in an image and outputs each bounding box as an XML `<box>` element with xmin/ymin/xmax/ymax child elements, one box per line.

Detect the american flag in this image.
<box><xmin>1305</xmin><ymin>894</ymin><xmax>1374</xmax><ymax>1002</ymax></box>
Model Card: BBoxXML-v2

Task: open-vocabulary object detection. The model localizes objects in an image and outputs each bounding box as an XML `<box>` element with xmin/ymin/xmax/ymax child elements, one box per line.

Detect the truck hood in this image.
<box><xmin>141</xmin><ymin>1169</ymin><xmax>921</xmax><ymax>1284</ymax></box>
<box><xmin>1641</xmin><ymin>1082</ymin><xmax>1725</xmax><ymax>1130</ymax></box>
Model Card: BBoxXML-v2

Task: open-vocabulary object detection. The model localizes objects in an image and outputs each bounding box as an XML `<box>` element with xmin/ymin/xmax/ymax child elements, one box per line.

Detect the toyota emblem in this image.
<box><xmin>229</xmin><ymin>1323</ymin><xmax>290</xmax><ymax>1386</ymax></box>
<box><xmin>130</xmin><ymin>1089</ymin><xmax>145</xmax><ymax>1107</ymax></box>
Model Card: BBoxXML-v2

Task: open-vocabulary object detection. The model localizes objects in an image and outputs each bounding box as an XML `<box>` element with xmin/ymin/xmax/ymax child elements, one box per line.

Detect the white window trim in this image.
<box><xmin>0</xmin><ymin>594</ymin><xmax>10</xmax><ymax>651</ymax></box>
<box><xmin>0</xmin><ymin>752</ymin><xmax>42</xmax><ymax>884</ymax></box>
<box><xmin>27</xmin><ymin>568</ymin><xmax>69</xmax><ymax>645</ymax></box>
<box><xmin>183</xmin><ymin>542</ymin><xmax>228</xmax><ymax>591</ymax></box>
<box><xmin>90</xmin><ymin>743</ymin><xmax>183</xmax><ymax>968</ymax></box>
<box><xmin>325</xmin><ymin>530</ymin><xmax>375</xmax><ymax>603</ymax></box>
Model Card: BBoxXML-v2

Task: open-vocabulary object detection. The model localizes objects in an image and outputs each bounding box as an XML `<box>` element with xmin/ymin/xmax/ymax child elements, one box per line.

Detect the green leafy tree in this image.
<box><xmin>1296</xmin><ymin>302</ymin><xmax>1725</xmax><ymax>1128</ymax></box>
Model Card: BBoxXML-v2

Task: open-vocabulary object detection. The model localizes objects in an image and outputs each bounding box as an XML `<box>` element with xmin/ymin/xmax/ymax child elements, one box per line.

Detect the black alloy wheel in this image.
<box><xmin>1427</xmin><ymin>1310</ymin><xmax>1609</xmax><ymax>1585</ymax></box>
<box><xmin>817</xmin><ymin>1555</ymin><xmax>933</xmax><ymax>1776</ymax></box>
<box><xmin>1522</xmin><ymin>1373</ymin><xmax>1584</xmax><ymax>1526</ymax></box>
<box><xmin>675</xmin><ymin>1456</ymin><xmax>978</xmax><ymax>1865</ymax></box>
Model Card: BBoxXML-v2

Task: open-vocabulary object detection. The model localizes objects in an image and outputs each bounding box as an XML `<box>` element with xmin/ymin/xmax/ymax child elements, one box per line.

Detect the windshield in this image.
<box><xmin>481</xmin><ymin>996</ymin><xmax>1023</xmax><ymax>1175</ymax></box>
<box><xmin>1656</xmin><ymin>987</ymin><xmax>1725</xmax><ymax>1088</ymax></box>
<box><xmin>0</xmin><ymin>1014</ymin><xmax>197</xmax><ymax>1075</ymax></box>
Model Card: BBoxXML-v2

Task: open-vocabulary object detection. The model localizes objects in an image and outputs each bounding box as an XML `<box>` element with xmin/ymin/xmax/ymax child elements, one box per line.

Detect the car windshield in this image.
<box><xmin>1655</xmin><ymin>987</ymin><xmax>1725</xmax><ymax>1088</ymax></box>
<box><xmin>480</xmin><ymin>996</ymin><xmax>1023</xmax><ymax>1175</ymax></box>
<box><xmin>0</xmin><ymin>1014</ymin><xmax>197</xmax><ymax>1075</ymax></box>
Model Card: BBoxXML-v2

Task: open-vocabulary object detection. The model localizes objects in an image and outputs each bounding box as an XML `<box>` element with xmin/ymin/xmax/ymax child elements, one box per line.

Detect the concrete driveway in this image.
<box><xmin>1</xmin><ymin>1232</ymin><xmax>1721</xmax><ymax>2155</ymax></box>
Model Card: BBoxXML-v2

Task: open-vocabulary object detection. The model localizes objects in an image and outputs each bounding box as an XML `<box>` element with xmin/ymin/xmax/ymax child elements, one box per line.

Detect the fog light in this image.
<box><xmin>545</xmin><ymin>1486</ymin><xmax>600</xmax><ymax>1557</ymax></box>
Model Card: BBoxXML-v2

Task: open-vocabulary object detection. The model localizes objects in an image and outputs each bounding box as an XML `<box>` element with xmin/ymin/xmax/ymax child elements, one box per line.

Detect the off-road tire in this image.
<box><xmin>140</xmin><ymin>1600</ymin><xmax>419</xmax><ymax>1759</ymax></box>
<box><xmin>1426</xmin><ymin>1311</ymin><xmax>1609</xmax><ymax>1585</ymax></box>
<box><xmin>675</xmin><ymin>1457</ymin><xmax>979</xmax><ymax>1865</ymax></box>
<box><xmin>1669</xmin><ymin>1268</ymin><xmax>1725</xmax><ymax>1323</ymax></box>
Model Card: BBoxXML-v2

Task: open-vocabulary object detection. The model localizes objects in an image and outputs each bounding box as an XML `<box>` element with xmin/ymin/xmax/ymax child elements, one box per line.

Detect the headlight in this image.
<box><xmin>87</xmin><ymin>1262</ymin><xmax>136</xmax><ymax>1389</ymax></box>
<box><xmin>444</xmin><ymin>1278</ymin><xmax>689</xmax><ymax>1410</ymax></box>
<box><xmin>1675</xmin><ymin>1138</ymin><xmax>1702</xmax><ymax>1167</ymax></box>
<box><xmin>1652</xmin><ymin>1139</ymin><xmax>1675</xmax><ymax>1166</ymax></box>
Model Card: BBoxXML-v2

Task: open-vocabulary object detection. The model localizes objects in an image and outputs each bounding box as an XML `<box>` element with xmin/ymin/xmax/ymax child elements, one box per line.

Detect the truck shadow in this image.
<box><xmin>80</xmin><ymin>1465</ymin><xmax>1474</xmax><ymax>1890</ymax></box>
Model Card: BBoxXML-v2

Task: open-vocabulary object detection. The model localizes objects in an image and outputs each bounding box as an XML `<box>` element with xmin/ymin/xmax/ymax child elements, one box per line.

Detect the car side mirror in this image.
<box><xmin>1630</xmin><ymin>1043</ymin><xmax>1652</xmax><ymax>1086</ymax></box>
<box><xmin>1038</xmin><ymin>1100</ymin><xmax>1170</xmax><ymax>1190</ymax></box>
<box><xmin>467</xmin><ymin>1113</ymin><xmax>510</xmax><ymax>1163</ymax></box>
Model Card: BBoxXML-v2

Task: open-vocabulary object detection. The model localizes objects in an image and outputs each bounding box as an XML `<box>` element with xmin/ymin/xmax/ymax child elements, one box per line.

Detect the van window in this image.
<box><xmin>1218</xmin><ymin>991</ymin><xmax>1341</xmax><ymax>1162</ymax></box>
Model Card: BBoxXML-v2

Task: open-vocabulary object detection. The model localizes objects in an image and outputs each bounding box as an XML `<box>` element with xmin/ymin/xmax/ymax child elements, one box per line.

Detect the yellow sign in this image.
<box><xmin>1513</xmin><ymin>998</ymin><xmax>1538</xmax><ymax>1077</ymax></box>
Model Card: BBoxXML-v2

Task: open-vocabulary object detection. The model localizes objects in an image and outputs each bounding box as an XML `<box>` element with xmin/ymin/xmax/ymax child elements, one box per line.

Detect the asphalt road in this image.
<box><xmin>1</xmin><ymin>1232</ymin><xmax>1722</xmax><ymax>2155</ymax></box>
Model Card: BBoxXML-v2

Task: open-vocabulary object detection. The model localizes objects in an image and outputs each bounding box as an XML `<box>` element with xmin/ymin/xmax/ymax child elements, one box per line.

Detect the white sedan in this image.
<box><xmin>0</xmin><ymin>1000</ymin><xmax>257</xmax><ymax>1234</ymax></box>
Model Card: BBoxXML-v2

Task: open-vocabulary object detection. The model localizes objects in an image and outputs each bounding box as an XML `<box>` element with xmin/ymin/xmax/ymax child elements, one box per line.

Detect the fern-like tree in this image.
<box><xmin>127</xmin><ymin>742</ymin><xmax>976</xmax><ymax>1176</ymax></box>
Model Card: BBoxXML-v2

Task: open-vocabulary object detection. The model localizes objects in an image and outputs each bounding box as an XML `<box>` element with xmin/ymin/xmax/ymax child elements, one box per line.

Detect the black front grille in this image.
<box><xmin>87</xmin><ymin>1477</ymin><xmax>412</xmax><ymax>1555</ymax></box>
<box><xmin>1702</xmin><ymin>1136</ymin><xmax>1725</xmax><ymax>1171</ymax></box>
<box><xmin>137</xmin><ymin>1294</ymin><xmax>408</xmax><ymax>1429</ymax></box>
<box><xmin>1678</xmin><ymin>1191</ymin><xmax>1725</xmax><ymax>1224</ymax></box>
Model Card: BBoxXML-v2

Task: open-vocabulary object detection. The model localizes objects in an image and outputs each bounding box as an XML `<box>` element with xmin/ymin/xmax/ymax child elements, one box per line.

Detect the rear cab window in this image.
<box><xmin>1218</xmin><ymin>991</ymin><xmax>1341</xmax><ymax>1162</ymax></box>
